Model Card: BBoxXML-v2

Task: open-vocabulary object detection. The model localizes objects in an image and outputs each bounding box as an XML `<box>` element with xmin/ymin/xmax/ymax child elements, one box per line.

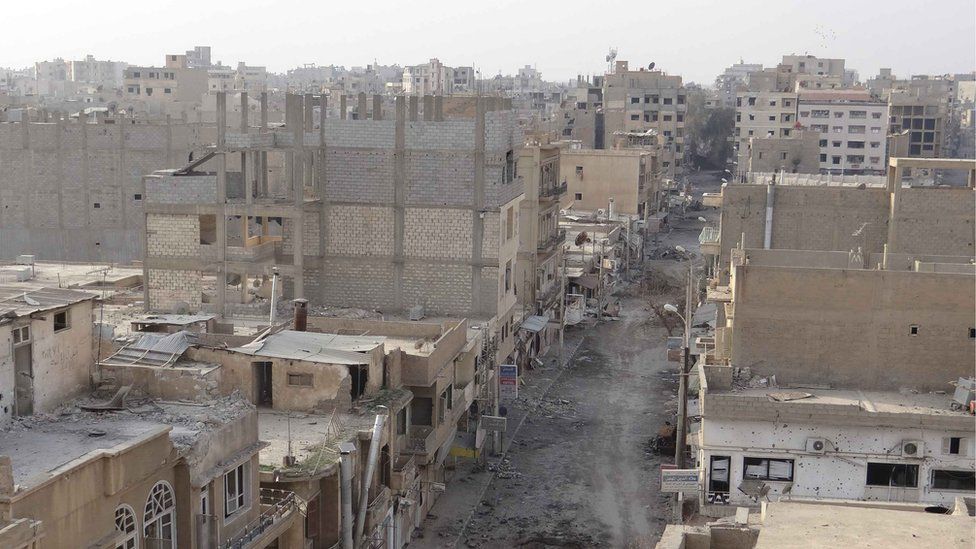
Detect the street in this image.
<box><xmin>416</xmin><ymin>173</ymin><xmax>722</xmax><ymax>548</ymax></box>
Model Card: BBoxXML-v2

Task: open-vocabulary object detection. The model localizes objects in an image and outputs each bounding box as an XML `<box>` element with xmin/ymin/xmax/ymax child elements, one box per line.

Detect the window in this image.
<box><xmin>114</xmin><ymin>505</ymin><xmax>138</xmax><ymax>549</ymax></box>
<box><xmin>164</xmin><ymin>88</ymin><xmax>171</xmax><ymax>94</ymax></box>
<box><xmin>970</xmin><ymin>328</ymin><xmax>976</xmax><ymax>338</ymax></box>
<box><xmin>833</xmin><ymin>111</ymin><xmax>844</xmax><ymax>118</ymax></box>
<box><xmin>630</xmin><ymin>97</ymin><xmax>640</xmax><ymax>104</ymax></box>
<box><xmin>133</xmin><ymin>71</ymin><xmax>141</xmax><ymax>78</ymax></box>
<box><xmin>832</xmin><ymin>126</ymin><xmax>843</xmax><ymax>133</ymax></box>
<box><xmin>93</xmin><ymin>202</ymin><xmax>101</xmax><ymax>209</ymax></box>
<box><xmin>504</xmin><ymin>260</ymin><xmax>512</xmax><ymax>293</ymax></box>
<box><xmin>663</xmin><ymin>97</ymin><xmax>672</xmax><ymax>105</ymax></box>
<box><xmin>134</xmin><ymin>193</ymin><xmax>143</xmax><ymax>200</ymax></box>
<box><xmin>832</xmin><ymin>156</ymin><xmax>841</xmax><ymax>165</ymax></box>
<box><xmin>910</xmin><ymin>325</ymin><xmax>919</xmax><ymax>335</ymax></box>
<box><xmin>872</xmin><ymin>112</ymin><xmax>882</xmax><ymax>119</ymax></box>
<box><xmin>931</xmin><ymin>470</ymin><xmax>975</xmax><ymax>491</ymax></box>
<box><xmin>768</xmin><ymin>100</ymin><xmax>776</xmax><ymax>107</ymax></box>
<box><xmin>743</xmin><ymin>457</ymin><xmax>794</xmax><ymax>481</ymax></box>
<box><xmin>199</xmin><ymin>214</ymin><xmax>217</xmax><ymax>245</ymax></box>
<box><xmin>287</xmin><ymin>373</ymin><xmax>313</xmax><ymax>387</ymax></box>
<box><xmin>676</xmin><ymin>113</ymin><xmax>684</xmax><ymax>122</ymax></box>
<box><xmin>144</xmin><ymin>481</ymin><xmax>176</xmax><ymax>547</ymax></box>
<box><xmin>943</xmin><ymin>437</ymin><xmax>967</xmax><ymax>455</ymax></box>
<box><xmin>224</xmin><ymin>462</ymin><xmax>249</xmax><ymax>518</ymax></box>
<box><xmin>811</xmin><ymin>109</ymin><xmax>829</xmax><ymax>118</ymax></box>
<box><xmin>819</xmin><ymin>154</ymin><xmax>827</xmax><ymax>162</ymax></box>
<box><xmin>12</xmin><ymin>326</ymin><xmax>30</xmax><ymax>344</ymax></box>
<box><xmin>869</xmin><ymin>157</ymin><xmax>880</xmax><ymax>164</ymax></box>
<box><xmin>53</xmin><ymin>310</ymin><xmax>70</xmax><ymax>332</ymax></box>
<box><xmin>630</xmin><ymin>114</ymin><xmax>639</xmax><ymax>121</ymax></box>
<box><xmin>200</xmin><ymin>487</ymin><xmax>209</xmax><ymax>516</ymax></box>
<box><xmin>801</xmin><ymin>111</ymin><xmax>811</xmax><ymax>118</ymax></box>
<box><xmin>575</xmin><ymin>166</ymin><xmax>583</xmax><ymax>177</ymax></box>
<box><xmin>848</xmin><ymin>125</ymin><xmax>866</xmax><ymax>134</ymax></box>
<box><xmin>866</xmin><ymin>463</ymin><xmax>918</xmax><ymax>488</ymax></box>
<box><xmin>870</xmin><ymin>142</ymin><xmax>880</xmax><ymax>148</ymax></box>
<box><xmin>831</xmin><ymin>141</ymin><xmax>842</xmax><ymax>147</ymax></box>
<box><xmin>663</xmin><ymin>115</ymin><xmax>672</xmax><ymax>122</ymax></box>
<box><xmin>780</xmin><ymin>152</ymin><xmax>788</xmax><ymax>160</ymax></box>
<box><xmin>811</xmin><ymin>125</ymin><xmax>828</xmax><ymax>133</ymax></box>
<box><xmin>768</xmin><ymin>115</ymin><xmax>775</xmax><ymax>122</ymax></box>
<box><xmin>574</xmin><ymin>192</ymin><xmax>582</xmax><ymax>200</ymax></box>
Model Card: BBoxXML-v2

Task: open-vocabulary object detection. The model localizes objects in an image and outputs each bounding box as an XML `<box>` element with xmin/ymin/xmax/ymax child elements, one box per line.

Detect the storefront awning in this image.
<box><xmin>519</xmin><ymin>314</ymin><xmax>550</xmax><ymax>333</ymax></box>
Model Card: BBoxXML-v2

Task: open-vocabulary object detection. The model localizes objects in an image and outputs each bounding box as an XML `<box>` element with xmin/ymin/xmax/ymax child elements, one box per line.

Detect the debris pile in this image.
<box><xmin>648</xmin><ymin>245</ymin><xmax>694</xmax><ymax>261</ymax></box>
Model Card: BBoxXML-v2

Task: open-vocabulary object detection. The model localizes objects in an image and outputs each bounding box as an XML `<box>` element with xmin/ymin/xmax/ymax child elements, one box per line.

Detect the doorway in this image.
<box><xmin>13</xmin><ymin>326</ymin><xmax>33</xmax><ymax>417</ymax></box>
<box><xmin>254</xmin><ymin>362</ymin><xmax>273</xmax><ymax>406</ymax></box>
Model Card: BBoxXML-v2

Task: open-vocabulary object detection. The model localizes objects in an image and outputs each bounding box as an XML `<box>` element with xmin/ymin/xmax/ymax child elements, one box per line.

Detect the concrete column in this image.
<box><xmin>318</xmin><ymin>94</ymin><xmax>329</xmax><ymax>287</ymax></box>
<box><xmin>393</xmin><ymin>96</ymin><xmax>406</xmax><ymax>310</ymax></box>
<box><xmin>423</xmin><ymin>95</ymin><xmax>433</xmax><ymax>121</ymax></box>
<box><xmin>472</xmin><ymin>97</ymin><xmax>486</xmax><ymax>314</ymax></box>
<box><xmin>434</xmin><ymin>95</ymin><xmax>444</xmax><ymax>121</ymax></box>
<box><xmin>372</xmin><ymin>94</ymin><xmax>382</xmax><ymax>120</ymax></box>
<box><xmin>340</xmin><ymin>94</ymin><xmax>347</xmax><ymax>119</ymax></box>
<box><xmin>303</xmin><ymin>94</ymin><xmax>315</xmax><ymax>192</ymax></box>
<box><xmin>260</xmin><ymin>92</ymin><xmax>269</xmax><ymax>129</ymax></box>
<box><xmin>240</xmin><ymin>92</ymin><xmax>248</xmax><ymax>132</ymax></box>
<box><xmin>286</xmin><ymin>94</ymin><xmax>305</xmax><ymax>300</ymax></box>
<box><xmin>304</xmin><ymin>93</ymin><xmax>315</xmax><ymax>130</ymax></box>
<box><xmin>259</xmin><ymin>92</ymin><xmax>269</xmax><ymax>197</ymax></box>
<box><xmin>408</xmin><ymin>95</ymin><xmax>419</xmax><ymax>121</ymax></box>
<box><xmin>216</xmin><ymin>148</ymin><xmax>228</xmax><ymax>316</ymax></box>
<box><xmin>357</xmin><ymin>92</ymin><xmax>367</xmax><ymax>120</ymax></box>
<box><xmin>216</xmin><ymin>92</ymin><xmax>227</xmax><ymax>148</ymax></box>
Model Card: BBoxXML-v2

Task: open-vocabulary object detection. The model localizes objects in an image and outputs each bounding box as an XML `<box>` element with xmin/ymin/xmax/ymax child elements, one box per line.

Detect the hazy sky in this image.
<box><xmin>3</xmin><ymin>0</ymin><xmax>974</xmax><ymax>85</ymax></box>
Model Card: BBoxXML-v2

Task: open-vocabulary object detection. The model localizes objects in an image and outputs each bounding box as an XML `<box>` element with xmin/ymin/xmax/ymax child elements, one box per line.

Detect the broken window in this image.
<box><xmin>743</xmin><ymin>457</ymin><xmax>794</xmax><ymax>481</ymax></box>
<box><xmin>287</xmin><ymin>373</ymin><xmax>313</xmax><ymax>387</ymax></box>
<box><xmin>224</xmin><ymin>462</ymin><xmax>249</xmax><ymax>517</ymax></box>
<box><xmin>866</xmin><ymin>463</ymin><xmax>918</xmax><ymax>488</ymax></box>
<box><xmin>504</xmin><ymin>260</ymin><xmax>512</xmax><ymax>293</ymax></box>
<box><xmin>54</xmin><ymin>310</ymin><xmax>70</xmax><ymax>332</ymax></box>
<box><xmin>115</xmin><ymin>505</ymin><xmax>137</xmax><ymax>549</ymax></box>
<box><xmin>199</xmin><ymin>215</ymin><xmax>217</xmax><ymax>245</ymax></box>
<box><xmin>505</xmin><ymin>150</ymin><xmax>515</xmax><ymax>183</ymax></box>
<box><xmin>411</xmin><ymin>397</ymin><xmax>433</xmax><ymax>426</ymax></box>
<box><xmin>931</xmin><ymin>470</ymin><xmax>975</xmax><ymax>491</ymax></box>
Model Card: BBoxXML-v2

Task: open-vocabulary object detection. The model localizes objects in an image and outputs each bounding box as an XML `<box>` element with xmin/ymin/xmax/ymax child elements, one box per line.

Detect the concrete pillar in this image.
<box><xmin>260</xmin><ymin>92</ymin><xmax>269</xmax><ymax>129</ymax></box>
<box><xmin>357</xmin><ymin>92</ymin><xmax>367</xmax><ymax>120</ymax></box>
<box><xmin>393</xmin><ymin>96</ymin><xmax>406</xmax><ymax>310</ymax></box>
<box><xmin>408</xmin><ymin>95</ymin><xmax>419</xmax><ymax>121</ymax></box>
<box><xmin>340</xmin><ymin>94</ymin><xmax>347</xmax><ymax>119</ymax></box>
<box><xmin>304</xmin><ymin>93</ymin><xmax>315</xmax><ymax>130</ymax></box>
<box><xmin>423</xmin><ymin>95</ymin><xmax>433</xmax><ymax>121</ymax></box>
<box><xmin>216</xmin><ymin>92</ymin><xmax>227</xmax><ymax>148</ymax></box>
<box><xmin>372</xmin><ymin>95</ymin><xmax>382</xmax><ymax>120</ymax></box>
<box><xmin>434</xmin><ymin>95</ymin><xmax>443</xmax><ymax>121</ymax></box>
<box><xmin>240</xmin><ymin>92</ymin><xmax>248</xmax><ymax>132</ymax></box>
<box><xmin>260</xmin><ymin>92</ymin><xmax>269</xmax><ymax>197</ymax></box>
<box><xmin>472</xmin><ymin>96</ymin><xmax>486</xmax><ymax>314</ymax></box>
<box><xmin>287</xmin><ymin>94</ymin><xmax>305</xmax><ymax>300</ymax></box>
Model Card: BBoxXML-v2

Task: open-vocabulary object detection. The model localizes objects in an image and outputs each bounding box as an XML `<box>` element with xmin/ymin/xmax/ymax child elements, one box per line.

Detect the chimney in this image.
<box><xmin>293</xmin><ymin>298</ymin><xmax>308</xmax><ymax>331</ymax></box>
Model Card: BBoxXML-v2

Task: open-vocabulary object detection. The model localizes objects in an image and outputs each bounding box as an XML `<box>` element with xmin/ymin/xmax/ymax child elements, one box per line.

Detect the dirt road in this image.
<box><xmin>415</xmin><ymin>173</ymin><xmax>722</xmax><ymax>548</ymax></box>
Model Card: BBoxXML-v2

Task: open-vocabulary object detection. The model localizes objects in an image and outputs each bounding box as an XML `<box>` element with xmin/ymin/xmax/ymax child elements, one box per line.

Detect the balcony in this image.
<box><xmin>406</xmin><ymin>425</ymin><xmax>437</xmax><ymax>455</ymax></box>
<box><xmin>699</xmin><ymin>227</ymin><xmax>720</xmax><ymax>256</ymax></box>
<box><xmin>539</xmin><ymin>180</ymin><xmax>568</xmax><ymax>201</ymax></box>
<box><xmin>702</xmin><ymin>192</ymin><xmax>722</xmax><ymax>208</ymax></box>
<box><xmin>391</xmin><ymin>455</ymin><xmax>417</xmax><ymax>492</ymax></box>
<box><xmin>220</xmin><ymin>489</ymin><xmax>299</xmax><ymax>549</ymax></box>
<box><xmin>537</xmin><ymin>229</ymin><xmax>567</xmax><ymax>253</ymax></box>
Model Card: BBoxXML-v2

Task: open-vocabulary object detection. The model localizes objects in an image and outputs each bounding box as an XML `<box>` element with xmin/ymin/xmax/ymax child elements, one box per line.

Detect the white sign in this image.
<box><xmin>480</xmin><ymin>415</ymin><xmax>507</xmax><ymax>432</ymax></box>
<box><xmin>499</xmin><ymin>364</ymin><xmax>518</xmax><ymax>400</ymax></box>
<box><xmin>660</xmin><ymin>469</ymin><xmax>701</xmax><ymax>493</ymax></box>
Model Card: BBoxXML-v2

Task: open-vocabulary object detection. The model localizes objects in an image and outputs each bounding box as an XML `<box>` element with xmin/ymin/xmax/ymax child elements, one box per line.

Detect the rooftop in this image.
<box><xmin>231</xmin><ymin>330</ymin><xmax>385</xmax><ymax>365</ymax></box>
<box><xmin>0</xmin><ymin>261</ymin><xmax>142</xmax><ymax>294</ymax></box>
<box><xmin>710</xmin><ymin>386</ymin><xmax>970</xmax><ymax>418</ymax></box>
<box><xmin>0</xmin><ymin>394</ymin><xmax>253</xmax><ymax>489</ymax></box>
<box><xmin>0</xmin><ymin>286</ymin><xmax>96</xmax><ymax>318</ymax></box>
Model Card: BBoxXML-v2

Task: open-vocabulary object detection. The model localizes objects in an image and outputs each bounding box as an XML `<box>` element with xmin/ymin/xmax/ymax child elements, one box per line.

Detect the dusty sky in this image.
<box><xmin>3</xmin><ymin>0</ymin><xmax>974</xmax><ymax>85</ymax></box>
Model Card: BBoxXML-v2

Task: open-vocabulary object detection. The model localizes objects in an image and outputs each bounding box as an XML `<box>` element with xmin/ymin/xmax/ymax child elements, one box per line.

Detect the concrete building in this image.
<box><xmin>602</xmin><ymin>60</ymin><xmax>686</xmax><ymax>179</ymax></box>
<box><xmin>516</xmin><ymin>140</ymin><xmax>567</xmax><ymax>360</ymax></box>
<box><xmin>553</xmin><ymin>75</ymin><xmax>604</xmax><ymax>147</ymax></box>
<box><xmin>733</xmin><ymin>91</ymin><xmax>798</xmax><ymax>175</ymax></box>
<box><xmin>402</xmin><ymin>59</ymin><xmax>475</xmax><ymax>95</ymax></box>
<box><xmin>185</xmin><ymin>46</ymin><xmax>214</xmax><ymax>69</ymax></box>
<box><xmin>715</xmin><ymin>61</ymin><xmax>764</xmax><ymax>108</ymax></box>
<box><xmin>123</xmin><ymin>54</ymin><xmax>209</xmax><ymax>115</ymax></box>
<box><xmin>745</xmin><ymin>130</ymin><xmax>820</xmax><ymax>174</ymax></box>
<box><xmin>797</xmin><ymin>90</ymin><xmax>889</xmax><ymax>174</ymax></box>
<box><xmin>0</xmin><ymin>116</ymin><xmax>215</xmax><ymax>263</ymax></box>
<box><xmin>68</xmin><ymin>55</ymin><xmax>127</xmax><ymax>90</ymax></box>
<box><xmin>0</xmin><ymin>287</ymin><xmax>95</xmax><ymax>428</ymax></box>
<box><xmin>559</xmin><ymin>147</ymin><xmax>659</xmax><ymax>220</ymax></box>
<box><xmin>33</xmin><ymin>58</ymin><xmax>70</xmax><ymax>97</ymax></box>
<box><xmin>141</xmin><ymin>92</ymin><xmax>522</xmax><ymax>364</ymax></box>
<box><xmin>888</xmin><ymin>90</ymin><xmax>947</xmax><ymax>158</ymax></box>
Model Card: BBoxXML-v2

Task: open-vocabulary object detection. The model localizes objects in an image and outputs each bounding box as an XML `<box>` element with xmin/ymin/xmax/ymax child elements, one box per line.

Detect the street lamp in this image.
<box><xmin>663</xmin><ymin>264</ymin><xmax>694</xmax><ymax>523</ymax></box>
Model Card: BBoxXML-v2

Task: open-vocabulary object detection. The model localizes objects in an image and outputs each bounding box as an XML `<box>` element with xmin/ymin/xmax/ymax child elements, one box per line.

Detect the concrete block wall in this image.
<box><xmin>479</xmin><ymin>267</ymin><xmax>500</xmax><ymax>316</ymax></box>
<box><xmin>893</xmin><ymin>187</ymin><xmax>975</xmax><ymax>256</ymax></box>
<box><xmin>404</xmin><ymin>151</ymin><xmax>475</xmax><ymax>206</ymax></box>
<box><xmin>0</xmin><ymin>121</ymin><xmax>208</xmax><ymax>263</ymax></box>
<box><xmin>403</xmin><ymin>208</ymin><xmax>472</xmax><ymax>260</ymax></box>
<box><xmin>326</xmin><ymin>205</ymin><xmax>395</xmax><ymax>256</ymax></box>
<box><xmin>317</xmin><ymin>260</ymin><xmax>396</xmax><ymax>310</ymax></box>
<box><xmin>405</xmin><ymin>120</ymin><xmax>475</xmax><ymax>150</ymax></box>
<box><xmin>481</xmin><ymin>212</ymin><xmax>500</xmax><ymax>261</ymax></box>
<box><xmin>282</xmin><ymin>215</ymin><xmax>321</xmax><ymax>256</ymax></box>
<box><xmin>148</xmin><ymin>268</ymin><xmax>203</xmax><ymax>311</ymax></box>
<box><xmin>401</xmin><ymin>263</ymin><xmax>472</xmax><ymax>316</ymax></box>
<box><xmin>324</xmin><ymin>149</ymin><xmax>394</xmax><ymax>203</ymax></box>
<box><xmin>146</xmin><ymin>214</ymin><xmax>200</xmax><ymax>257</ymax></box>
<box><xmin>144</xmin><ymin>173</ymin><xmax>218</xmax><ymax>204</ymax></box>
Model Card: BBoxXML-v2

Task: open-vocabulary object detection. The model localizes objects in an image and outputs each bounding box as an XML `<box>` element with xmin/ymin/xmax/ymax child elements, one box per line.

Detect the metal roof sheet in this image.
<box><xmin>519</xmin><ymin>315</ymin><xmax>550</xmax><ymax>333</ymax></box>
<box><xmin>0</xmin><ymin>286</ymin><xmax>96</xmax><ymax>319</ymax></box>
<box><xmin>230</xmin><ymin>330</ymin><xmax>384</xmax><ymax>365</ymax></box>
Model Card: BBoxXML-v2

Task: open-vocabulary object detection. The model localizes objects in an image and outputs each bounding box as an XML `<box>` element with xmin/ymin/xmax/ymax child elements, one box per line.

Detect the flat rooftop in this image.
<box><xmin>0</xmin><ymin>261</ymin><xmax>142</xmax><ymax>293</ymax></box>
<box><xmin>755</xmin><ymin>501</ymin><xmax>975</xmax><ymax>548</ymax></box>
<box><xmin>0</xmin><ymin>395</ymin><xmax>252</xmax><ymax>489</ymax></box>
<box><xmin>712</xmin><ymin>387</ymin><xmax>969</xmax><ymax>418</ymax></box>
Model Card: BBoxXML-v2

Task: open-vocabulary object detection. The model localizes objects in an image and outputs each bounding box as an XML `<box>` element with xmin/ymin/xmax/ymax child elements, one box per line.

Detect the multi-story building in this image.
<box><xmin>516</xmin><ymin>140</ymin><xmax>567</xmax><ymax>360</ymax></box>
<box><xmin>744</xmin><ymin>130</ymin><xmax>820</xmax><ymax>174</ymax></box>
<box><xmin>185</xmin><ymin>45</ymin><xmax>213</xmax><ymax>69</ymax></box>
<box><xmin>797</xmin><ymin>90</ymin><xmax>889</xmax><ymax>174</ymax></box>
<box><xmin>559</xmin><ymin>146</ymin><xmax>659</xmax><ymax>220</ymax></box>
<box><xmin>715</xmin><ymin>61</ymin><xmax>763</xmax><ymax>108</ymax></box>
<box><xmin>401</xmin><ymin>59</ymin><xmax>474</xmax><ymax>95</ymax></box>
<box><xmin>888</xmin><ymin>91</ymin><xmax>947</xmax><ymax>158</ymax></box>
<box><xmin>552</xmin><ymin>75</ymin><xmax>604</xmax><ymax>148</ymax></box>
<box><xmin>733</xmin><ymin>91</ymin><xmax>798</xmax><ymax>174</ymax></box>
<box><xmin>123</xmin><ymin>54</ymin><xmax>209</xmax><ymax>113</ymax></box>
<box><xmin>33</xmin><ymin>58</ymin><xmax>70</xmax><ymax>96</ymax></box>
<box><xmin>68</xmin><ymin>55</ymin><xmax>127</xmax><ymax>89</ymax></box>
<box><xmin>602</xmin><ymin>60</ymin><xmax>686</xmax><ymax>179</ymax></box>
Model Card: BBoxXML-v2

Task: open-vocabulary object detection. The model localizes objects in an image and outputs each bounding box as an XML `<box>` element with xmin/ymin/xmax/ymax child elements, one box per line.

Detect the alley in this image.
<box><xmin>417</xmin><ymin>174</ymin><xmax>721</xmax><ymax>548</ymax></box>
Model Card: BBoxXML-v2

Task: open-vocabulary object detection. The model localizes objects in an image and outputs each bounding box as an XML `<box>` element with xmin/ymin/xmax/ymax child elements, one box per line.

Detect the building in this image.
<box><xmin>123</xmin><ymin>54</ymin><xmax>209</xmax><ymax>114</ymax></box>
<box><xmin>33</xmin><ymin>58</ymin><xmax>69</xmax><ymax>96</ymax></box>
<box><xmin>745</xmin><ymin>130</ymin><xmax>820</xmax><ymax>174</ymax></box>
<box><xmin>715</xmin><ymin>61</ymin><xmax>764</xmax><ymax>108</ymax></box>
<box><xmin>0</xmin><ymin>116</ymin><xmax>215</xmax><ymax>263</ymax></box>
<box><xmin>602</xmin><ymin>60</ymin><xmax>687</xmax><ymax>179</ymax></box>
<box><xmin>516</xmin><ymin>140</ymin><xmax>567</xmax><ymax>360</ymax></box>
<box><xmin>185</xmin><ymin>46</ymin><xmax>213</xmax><ymax>69</ymax></box>
<box><xmin>68</xmin><ymin>55</ymin><xmax>127</xmax><ymax>89</ymax></box>
<box><xmin>797</xmin><ymin>89</ymin><xmax>889</xmax><ymax>174</ymax></box>
<box><xmin>0</xmin><ymin>287</ymin><xmax>95</xmax><ymax>428</ymax></box>
<box><xmin>733</xmin><ymin>91</ymin><xmax>798</xmax><ymax>174</ymax></box>
<box><xmin>401</xmin><ymin>59</ymin><xmax>475</xmax><ymax>95</ymax></box>
<box><xmin>888</xmin><ymin>90</ymin><xmax>947</xmax><ymax>158</ymax></box>
<box><xmin>559</xmin><ymin>147</ymin><xmax>659</xmax><ymax>220</ymax></box>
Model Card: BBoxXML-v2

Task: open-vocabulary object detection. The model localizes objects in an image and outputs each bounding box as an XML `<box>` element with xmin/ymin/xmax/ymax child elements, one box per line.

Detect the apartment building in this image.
<box><xmin>602</xmin><ymin>60</ymin><xmax>686</xmax><ymax>179</ymax></box>
<box><xmin>141</xmin><ymin>92</ymin><xmax>522</xmax><ymax>364</ymax></box>
<box><xmin>744</xmin><ymin>130</ymin><xmax>820</xmax><ymax>174</ymax></box>
<box><xmin>797</xmin><ymin>90</ymin><xmax>889</xmax><ymax>174</ymax></box>
<box><xmin>402</xmin><ymin>59</ymin><xmax>475</xmax><ymax>95</ymax></box>
<box><xmin>516</xmin><ymin>141</ymin><xmax>567</xmax><ymax>360</ymax></box>
<box><xmin>123</xmin><ymin>54</ymin><xmax>209</xmax><ymax>113</ymax></box>
<box><xmin>733</xmin><ymin>91</ymin><xmax>798</xmax><ymax>174</ymax></box>
<box><xmin>552</xmin><ymin>75</ymin><xmax>604</xmax><ymax>148</ymax></box>
<box><xmin>888</xmin><ymin>91</ymin><xmax>947</xmax><ymax>158</ymax></box>
<box><xmin>68</xmin><ymin>55</ymin><xmax>127</xmax><ymax>89</ymax></box>
<box><xmin>559</xmin><ymin>147</ymin><xmax>658</xmax><ymax>220</ymax></box>
<box><xmin>715</xmin><ymin>61</ymin><xmax>764</xmax><ymax>108</ymax></box>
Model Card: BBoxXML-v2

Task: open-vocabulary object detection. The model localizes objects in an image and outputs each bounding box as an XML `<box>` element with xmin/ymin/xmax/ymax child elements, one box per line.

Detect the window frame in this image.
<box><xmin>53</xmin><ymin>309</ymin><xmax>70</xmax><ymax>333</ymax></box>
<box><xmin>742</xmin><ymin>456</ymin><xmax>794</xmax><ymax>481</ymax></box>
<box><xmin>865</xmin><ymin>462</ymin><xmax>919</xmax><ymax>488</ymax></box>
<box><xmin>224</xmin><ymin>460</ymin><xmax>251</xmax><ymax>520</ymax></box>
<box><xmin>930</xmin><ymin>469</ymin><xmax>975</xmax><ymax>492</ymax></box>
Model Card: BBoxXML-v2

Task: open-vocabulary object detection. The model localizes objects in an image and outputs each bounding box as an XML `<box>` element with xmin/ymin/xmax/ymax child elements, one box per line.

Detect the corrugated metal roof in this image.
<box><xmin>0</xmin><ymin>286</ymin><xmax>96</xmax><ymax>319</ymax></box>
<box><xmin>134</xmin><ymin>314</ymin><xmax>216</xmax><ymax>326</ymax></box>
<box><xmin>519</xmin><ymin>315</ymin><xmax>550</xmax><ymax>333</ymax></box>
<box><xmin>101</xmin><ymin>331</ymin><xmax>196</xmax><ymax>368</ymax></box>
<box><xmin>230</xmin><ymin>330</ymin><xmax>384</xmax><ymax>365</ymax></box>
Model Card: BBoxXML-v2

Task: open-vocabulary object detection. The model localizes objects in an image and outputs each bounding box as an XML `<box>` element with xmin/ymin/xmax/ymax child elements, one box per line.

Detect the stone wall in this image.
<box><xmin>146</xmin><ymin>214</ymin><xmax>199</xmax><ymax>257</ymax></box>
<box><xmin>147</xmin><ymin>268</ymin><xmax>203</xmax><ymax>311</ymax></box>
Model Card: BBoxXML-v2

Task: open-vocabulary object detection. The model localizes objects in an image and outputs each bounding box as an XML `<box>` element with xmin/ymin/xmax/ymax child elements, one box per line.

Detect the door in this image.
<box><xmin>13</xmin><ymin>342</ymin><xmax>33</xmax><ymax>417</ymax></box>
<box><xmin>254</xmin><ymin>362</ymin><xmax>273</xmax><ymax>406</ymax></box>
<box><xmin>708</xmin><ymin>455</ymin><xmax>731</xmax><ymax>505</ymax></box>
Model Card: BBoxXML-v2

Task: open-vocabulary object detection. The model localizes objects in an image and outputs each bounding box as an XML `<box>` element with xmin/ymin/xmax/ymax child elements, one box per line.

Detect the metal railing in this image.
<box><xmin>537</xmin><ymin>229</ymin><xmax>567</xmax><ymax>252</ymax></box>
<box><xmin>540</xmin><ymin>180</ymin><xmax>568</xmax><ymax>199</ymax></box>
<box><xmin>699</xmin><ymin>227</ymin><xmax>720</xmax><ymax>245</ymax></box>
<box><xmin>220</xmin><ymin>489</ymin><xmax>298</xmax><ymax>549</ymax></box>
<box><xmin>406</xmin><ymin>426</ymin><xmax>436</xmax><ymax>454</ymax></box>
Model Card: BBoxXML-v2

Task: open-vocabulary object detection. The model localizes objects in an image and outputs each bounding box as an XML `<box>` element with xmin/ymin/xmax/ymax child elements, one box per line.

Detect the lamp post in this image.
<box><xmin>664</xmin><ymin>263</ymin><xmax>694</xmax><ymax>523</ymax></box>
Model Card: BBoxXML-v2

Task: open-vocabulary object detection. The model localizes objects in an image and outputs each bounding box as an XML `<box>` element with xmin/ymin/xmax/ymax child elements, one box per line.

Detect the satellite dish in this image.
<box><xmin>649</xmin><ymin>62</ymin><xmax>656</xmax><ymax>70</ymax></box>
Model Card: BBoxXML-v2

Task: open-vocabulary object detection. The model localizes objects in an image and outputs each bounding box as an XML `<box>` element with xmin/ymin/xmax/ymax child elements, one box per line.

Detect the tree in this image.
<box><xmin>684</xmin><ymin>92</ymin><xmax>735</xmax><ymax>170</ymax></box>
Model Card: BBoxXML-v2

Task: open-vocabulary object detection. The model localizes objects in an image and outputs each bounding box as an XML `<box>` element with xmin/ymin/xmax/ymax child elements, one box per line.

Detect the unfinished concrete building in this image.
<box><xmin>0</xmin><ymin>116</ymin><xmax>215</xmax><ymax>263</ymax></box>
<box><xmin>142</xmin><ymin>92</ymin><xmax>523</xmax><ymax>353</ymax></box>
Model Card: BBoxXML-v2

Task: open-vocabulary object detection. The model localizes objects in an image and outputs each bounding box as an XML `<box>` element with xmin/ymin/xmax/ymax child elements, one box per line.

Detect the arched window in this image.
<box><xmin>114</xmin><ymin>504</ymin><xmax>138</xmax><ymax>549</ymax></box>
<box><xmin>144</xmin><ymin>481</ymin><xmax>176</xmax><ymax>548</ymax></box>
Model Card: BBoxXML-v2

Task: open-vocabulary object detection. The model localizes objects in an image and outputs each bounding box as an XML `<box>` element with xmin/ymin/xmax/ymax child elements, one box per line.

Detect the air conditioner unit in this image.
<box><xmin>596</xmin><ymin>208</ymin><xmax>606</xmax><ymax>216</ymax></box>
<box><xmin>806</xmin><ymin>437</ymin><xmax>828</xmax><ymax>454</ymax></box>
<box><xmin>901</xmin><ymin>440</ymin><xmax>924</xmax><ymax>457</ymax></box>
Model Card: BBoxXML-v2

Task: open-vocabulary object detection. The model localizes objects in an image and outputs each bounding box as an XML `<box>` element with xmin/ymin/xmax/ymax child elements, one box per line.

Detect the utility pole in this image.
<box><xmin>558</xmin><ymin>254</ymin><xmax>567</xmax><ymax>366</ymax></box>
<box><xmin>597</xmin><ymin>238</ymin><xmax>606</xmax><ymax>319</ymax></box>
<box><xmin>674</xmin><ymin>262</ymin><xmax>694</xmax><ymax>522</ymax></box>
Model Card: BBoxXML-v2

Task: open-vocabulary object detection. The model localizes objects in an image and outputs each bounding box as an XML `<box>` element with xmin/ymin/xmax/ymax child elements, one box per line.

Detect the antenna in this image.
<box><xmin>606</xmin><ymin>47</ymin><xmax>617</xmax><ymax>73</ymax></box>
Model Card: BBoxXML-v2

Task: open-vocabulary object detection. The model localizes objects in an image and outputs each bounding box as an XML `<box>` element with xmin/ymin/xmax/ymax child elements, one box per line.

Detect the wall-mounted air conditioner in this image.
<box><xmin>901</xmin><ymin>440</ymin><xmax>924</xmax><ymax>457</ymax></box>
<box><xmin>806</xmin><ymin>437</ymin><xmax>828</xmax><ymax>454</ymax></box>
